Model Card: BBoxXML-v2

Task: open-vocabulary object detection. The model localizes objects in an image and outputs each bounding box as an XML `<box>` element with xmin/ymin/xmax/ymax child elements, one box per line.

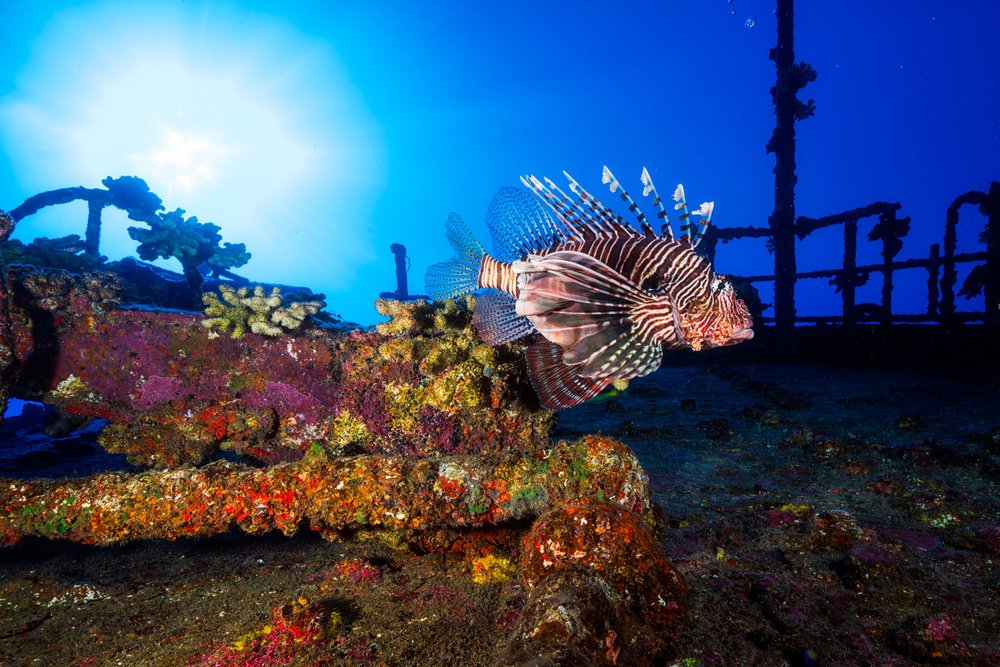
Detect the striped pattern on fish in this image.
<box><xmin>425</xmin><ymin>166</ymin><xmax>754</xmax><ymax>409</ymax></box>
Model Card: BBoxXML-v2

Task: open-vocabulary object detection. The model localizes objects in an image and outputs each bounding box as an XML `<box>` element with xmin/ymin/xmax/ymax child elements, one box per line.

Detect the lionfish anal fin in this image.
<box><xmin>473</xmin><ymin>290</ymin><xmax>535</xmax><ymax>345</ymax></box>
<box><xmin>526</xmin><ymin>339</ymin><xmax>610</xmax><ymax>410</ymax></box>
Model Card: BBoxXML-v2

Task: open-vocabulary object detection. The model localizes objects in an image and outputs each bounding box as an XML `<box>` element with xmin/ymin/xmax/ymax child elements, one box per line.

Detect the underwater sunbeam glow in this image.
<box><xmin>0</xmin><ymin>1</ymin><xmax>385</xmax><ymax>320</ymax></box>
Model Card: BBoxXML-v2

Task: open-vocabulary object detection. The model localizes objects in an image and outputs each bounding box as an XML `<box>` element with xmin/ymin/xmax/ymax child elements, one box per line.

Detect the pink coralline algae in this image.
<box><xmin>134</xmin><ymin>374</ymin><xmax>186</xmax><ymax>409</ymax></box>
<box><xmin>2</xmin><ymin>269</ymin><xmax>553</xmax><ymax>467</ymax></box>
<box><xmin>926</xmin><ymin>617</ymin><xmax>955</xmax><ymax>642</ymax></box>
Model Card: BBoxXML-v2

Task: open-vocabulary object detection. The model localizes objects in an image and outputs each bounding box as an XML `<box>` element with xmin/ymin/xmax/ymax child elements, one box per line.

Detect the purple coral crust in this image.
<box><xmin>135</xmin><ymin>375</ymin><xmax>185</xmax><ymax>409</ymax></box>
<box><xmin>7</xmin><ymin>271</ymin><xmax>551</xmax><ymax>467</ymax></box>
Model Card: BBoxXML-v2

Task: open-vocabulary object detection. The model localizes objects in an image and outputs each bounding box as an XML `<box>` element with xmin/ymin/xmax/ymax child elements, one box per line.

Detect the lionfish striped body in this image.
<box><xmin>426</xmin><ymin>166</ymin><xmax>754</xmax><ymax>409</ymax></box>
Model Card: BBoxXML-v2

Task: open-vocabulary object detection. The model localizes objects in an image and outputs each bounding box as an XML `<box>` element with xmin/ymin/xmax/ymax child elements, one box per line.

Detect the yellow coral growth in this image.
<box><xmin>424</xmin><ymin>360</ymin><xmax>487</xmax><ymax>413</ymax></box>
<box><xmin>330</xmin><ymin>411</ymin><xmax>371</xmax><ymax>450</ymax></box>
<box><xmin>470</xmin><ymin>554</ymin><xmax>516</xmax><ymax>584</ymax></box>
<box><xmin>779</xmin><ymin>503</ymin><xmax>812</xmax><ymax>517</ymax></box>
<box><xmin>383</xmin><ymin>382</ymin><xmax>424</xmax><ymax>433</ymax></box>
<box><xmin>53</xmin><ymin>374</ymin><xmax>96</xmax><ymax>402</ymax></box>
<box><xmin>202</xmin><ymin>284</ymin><xmax>324</xmax><ymax>338</ymax></box>
<box><xmin>375</xmin><ymin>296</ymin><xmax>475</xmax><ymax>337</ymax></box>
<box><xmin>377</xmin><ymin>337</ymin><xmax>418</xmax><ymax>362</ymax></box>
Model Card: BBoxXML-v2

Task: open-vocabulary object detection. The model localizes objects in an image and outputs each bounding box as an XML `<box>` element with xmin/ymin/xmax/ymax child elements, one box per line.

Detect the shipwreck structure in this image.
<box><xmin>699</xmin><ymin>0</ymin><xmax>999</xmax><ymax>340</ymax></box>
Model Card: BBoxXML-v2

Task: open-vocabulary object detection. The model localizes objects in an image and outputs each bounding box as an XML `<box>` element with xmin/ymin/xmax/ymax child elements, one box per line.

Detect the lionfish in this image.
<box><xmin>425</xmin><ymin>166</ymin><xmax>754</xmax><ymax>409</ymax></box>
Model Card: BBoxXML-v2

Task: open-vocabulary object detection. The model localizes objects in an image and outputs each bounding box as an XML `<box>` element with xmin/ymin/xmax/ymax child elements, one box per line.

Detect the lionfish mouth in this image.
<box><xmin>725</xmin><ymin>327</ymin><xmax>755</xmax><ymax>344</ymax></box>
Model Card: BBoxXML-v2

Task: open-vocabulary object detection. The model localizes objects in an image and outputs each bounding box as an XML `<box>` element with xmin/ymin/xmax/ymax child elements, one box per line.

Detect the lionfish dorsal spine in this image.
<box><xmin>563</xmin><ymin>171</ymin><xmax>626</xmax><ymax>234</ymax></box>
<box><xmin>673</xmin><ymin>183</ymin><xmax>694</xmax><ymax>242</ymax></box>
<box><xmin>520</xmin><ymin>175</ymin><xmax>585</xmax><ymax>244</ymax></box>
<box><xmin>521</xmin><ymin>172</ymin><xmax>639</xmax><ymax>243</ymax></box>
<box><xmin>541</xmin><ymin>176</ymin><xmax>593</xmax><ymax>242</ymax></box>
<box><xmin>640</xmin><ymin>167</ymin><xmax>674</xmax><ymax>241</ymax></box>
<box><xmin>601</xmin><ymin>165</ymin><xmax>651</xmax><ymax>234</ymax></box>
<box><xmin>669</xmin><ymin>185</ymin><xmax>715</xmax><ymax>248</ymax></box>
<box><xmin>689</xmin><ymin>201</ymin><xmax>714</xmax><ymax>247</ymax></box>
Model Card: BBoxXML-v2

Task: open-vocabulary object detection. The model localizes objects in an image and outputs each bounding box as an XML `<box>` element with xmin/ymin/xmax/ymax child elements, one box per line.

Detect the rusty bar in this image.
<box><xmin>942</xmin><ymin>190</ymin><xmax>988</xmax><ymax>322</ymax></box>
<box><xmin>0</xmin><ymin>436</ymin><xmax>652</xmax><ymax>546</ymax></box>
<box><xmin>796</xmin><ymin>202</ymin><xmax>900</xmax><ymax>238</ymax></box>
<box><xmin>843</xmin><ymin>218</ymin><xmax>858</xmax><ymax>326</ymax></box>
<box><xmin>732</xmin><ymin>251</ymin><xmax>987</xmax><ymax>284</ymax></box>
<box><xmin>927</xmin><ymin>243</ymin><xmax>940</xmax><ymax>319</ymax></box>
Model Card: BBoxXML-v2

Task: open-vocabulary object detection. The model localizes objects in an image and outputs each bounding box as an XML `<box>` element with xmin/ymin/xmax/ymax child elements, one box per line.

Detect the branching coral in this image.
<box><xmin>202</xmin><ymin>284</ymin><xmax>325</xmax><ymax>338</ymax></box>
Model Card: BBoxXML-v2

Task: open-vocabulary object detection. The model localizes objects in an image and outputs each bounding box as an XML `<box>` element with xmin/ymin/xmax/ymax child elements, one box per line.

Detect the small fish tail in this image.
<box><xmin>425</xmin><ymin>212</ymin><xmax>486</xmax><ymax>300</ymax></box>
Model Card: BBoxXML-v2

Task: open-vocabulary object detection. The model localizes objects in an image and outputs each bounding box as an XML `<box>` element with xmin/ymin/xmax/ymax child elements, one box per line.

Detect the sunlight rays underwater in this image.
<box><xmin>0</xmin><ymin>1</ymin><xmax>385</xmax><ymax>317</ymax></box>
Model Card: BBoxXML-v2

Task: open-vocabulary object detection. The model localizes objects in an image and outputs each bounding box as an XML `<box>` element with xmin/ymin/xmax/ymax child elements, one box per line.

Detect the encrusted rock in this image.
<box><xmin>513</xmin><ymin>502</ymin><xmax>688</xmax><ymax>664</ymax></box>
<box><xmin>2</xmin><ymin>270</ymin><xmax>553</xmax><ymax>465</ymax></box>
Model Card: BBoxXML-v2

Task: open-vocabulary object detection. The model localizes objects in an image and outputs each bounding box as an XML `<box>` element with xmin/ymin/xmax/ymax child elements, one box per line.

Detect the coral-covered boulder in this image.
<box><xmin>509</xmin><ymin>502</ymin><xmax>688</xmax><ymax>665</ymax></box>
<box><xmin>2</xmin><ymin>267</ymin><xmax>553</xmax><ymax>467</ymax></box>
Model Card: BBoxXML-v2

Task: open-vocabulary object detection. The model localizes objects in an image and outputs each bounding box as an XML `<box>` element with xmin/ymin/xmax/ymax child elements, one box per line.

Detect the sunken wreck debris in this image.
<box><xmin>0</xmin><ymin>253</ymin><xmax>686</xmax><ymax>662</ymax></box>
<box><xmin>8</xmin><ymin>176</ymin><xmax>252</xmax><ymax>305</ymax></box>
<box><xmin>0</xmin><ymin>268</ymin><xmax>553</xmax><ymax>467</ymax></box>
<box><xmin>501</xmin><ymin>502</ymin><xmax>687</xmax><ymax>666</ymax></box>
<box><xmin>0</xmin><ymin>434</ymin><xmax>687</xmax><ymax>663</ymax></box>
<box><xmin>0</xmin><ymin>435</ymin><xmax>652</xmax><ymax>546</ymax></box>
<box><xmin>766</xmin><ymin>0</ymin><xmax>816</xmax><ymax>332</ymax></box>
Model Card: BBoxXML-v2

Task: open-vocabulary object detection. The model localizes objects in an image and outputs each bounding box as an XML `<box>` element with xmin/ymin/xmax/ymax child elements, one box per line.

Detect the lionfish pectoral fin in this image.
<box><xmin>473</xmin><ymin>290</ymin><xmax>536</xmax><ymax>345</ymax></box>
<box><xmin>567</xmin><ymin>330</ymin><xmax>665</xmax><ymax>380</ymax></box>
<box><xmin>514</xmin><ymin>250</ymin><xmax>649</xmax><ymax>307</ymax></box>
<box><xmin>514</xmin><ymin>250</ymin><xmax>644</xmax><ymax>349</ymax></box>
<box><xmin>525</xmin><ymin>339</ymin><xmax>610</xmax><ymax>410</ymax></box>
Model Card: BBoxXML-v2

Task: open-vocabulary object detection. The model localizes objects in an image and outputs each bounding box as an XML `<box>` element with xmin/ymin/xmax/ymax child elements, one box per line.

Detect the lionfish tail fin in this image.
<box><xmin>425</xmin><ymin>212</ymin><xmax>485</xmax><ymax>300</ymax></box>
<box><xmin>526</xmin><ymin>339</ymin><xmax>609</xmax><ymax>409</ymax></box>
<box><xmin>473</xmin><ymin>290</ymin><xmax>535</xmax><ymax>345</ymax></box>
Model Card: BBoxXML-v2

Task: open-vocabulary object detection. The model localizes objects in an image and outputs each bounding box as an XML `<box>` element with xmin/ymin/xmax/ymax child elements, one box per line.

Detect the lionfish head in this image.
<box><xmin>679</xmin><ymin>275</ymin><xmax>754</xmax><ymax>351</ymax></box>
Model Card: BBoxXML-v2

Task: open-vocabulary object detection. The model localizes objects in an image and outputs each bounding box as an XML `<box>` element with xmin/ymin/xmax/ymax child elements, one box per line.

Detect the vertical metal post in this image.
<box><xmin>768</xmin><ymin>0</ymin><xmax>799</xmax><ymax>331</ymax></box>
<box><xmin>767</xmin><ymin>0</ymin><xmax>815</xmax><ymax>331</ymax></box>
<box><xmin>390</xmin><ymin>243</ymin><xmax>408</xmax><ymax>298</ymax></box>
<box><xmin>927</xmin><ymin>243</ymin><xmax>940</xmax><ymax>320</ymax></box>
<box><xmin>879</xmin><ymin>211</ymin><xmax>895</xmax><ymax>325</ymax></box>
<box><xmin>983</xmin><ymin>182</ymin><xmax>1000</xmax><ymax>330</ymax></box>
<box><xmin>85</xmin><ymin>200</ymin><xmax>104</xmax><ymax>258</ymax></box>
<box><xmin>843</xmin><ymin>218</ymin><xmax>857</xmax><ymax>326</ymax></box>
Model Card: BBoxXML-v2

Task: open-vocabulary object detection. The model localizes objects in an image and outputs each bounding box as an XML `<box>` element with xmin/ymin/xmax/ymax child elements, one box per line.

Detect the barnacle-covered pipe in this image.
<box><xmin>0</xmin><ymin>436</ymin><xmax>651</xmax><ymax>546</ymax></box>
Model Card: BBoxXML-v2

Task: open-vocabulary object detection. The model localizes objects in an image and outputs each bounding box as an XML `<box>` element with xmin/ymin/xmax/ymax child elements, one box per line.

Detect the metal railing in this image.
<box><xmin>700</xmin><ymin>182</ymin><xmax>999</xmax><ymax>327</ymax></box>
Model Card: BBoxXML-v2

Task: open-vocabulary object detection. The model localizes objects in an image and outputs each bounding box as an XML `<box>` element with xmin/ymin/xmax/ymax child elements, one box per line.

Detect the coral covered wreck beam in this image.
<box><xmin>0</xmin><ymin>436</ymin><xmax>650</xmax><ymax>546</ymax></box>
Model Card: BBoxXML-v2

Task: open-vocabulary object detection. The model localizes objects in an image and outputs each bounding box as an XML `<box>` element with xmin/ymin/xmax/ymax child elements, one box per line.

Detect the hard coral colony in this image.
<box><xmin>202</xmin><ymin>284</ymin><xmax>324</xmax><ymax>338</ymax></box>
